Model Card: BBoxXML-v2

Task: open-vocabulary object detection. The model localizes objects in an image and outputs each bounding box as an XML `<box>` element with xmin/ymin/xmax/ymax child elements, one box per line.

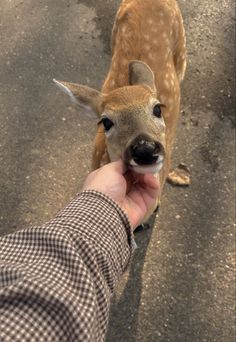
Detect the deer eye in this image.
<box><xmin>153</xmin><ymin>104</ymin><xmax>162</xmax><ymax>118</ymax></box>
<box><xmin>101</xmin><ymin>117</ymin><xmax>114</xmax><ymax>131</ymax></box>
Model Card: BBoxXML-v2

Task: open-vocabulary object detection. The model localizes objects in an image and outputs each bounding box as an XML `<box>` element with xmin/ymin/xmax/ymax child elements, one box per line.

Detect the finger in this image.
<box><xmin>131</xmin><ymin>173</ymin><xmax>159</xmax><ymax>189</ymax></box>
<box><xmin>143</xmin><ymin>173</ymin><xmax>160</xmax><ymax>189</ymax></box>
<box><xmin>106</xmin><ymin>159</ymin><xmax>127</xmax><ymax>174</ymax></box>
<box><xmin>134</xmin><ymin>175</ymin><xmax>160</xmax><ymax>201</ymax></box>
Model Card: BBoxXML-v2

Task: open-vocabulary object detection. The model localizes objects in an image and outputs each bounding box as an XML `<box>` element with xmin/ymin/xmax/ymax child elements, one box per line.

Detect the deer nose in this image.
<box><xmin>131</xmin><ymin>139</ymin><xmax>163</xmax><ymax>165</ymax></box>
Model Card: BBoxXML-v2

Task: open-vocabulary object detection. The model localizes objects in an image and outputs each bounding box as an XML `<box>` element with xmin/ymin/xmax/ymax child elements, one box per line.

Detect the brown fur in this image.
<box><xmin>54</xmin><ymin>0</ymin><xmax>186</xmax><ymax>220</ymax></box>
<box><xmin>94</xmin><ymin>0</ymin><xmax>186</xmax><ymax>190</ymax></box>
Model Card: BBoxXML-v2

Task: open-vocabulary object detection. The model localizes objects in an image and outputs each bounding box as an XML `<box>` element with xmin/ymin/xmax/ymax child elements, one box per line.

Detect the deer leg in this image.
<box><xmin>92</xmin><ymin>127</ymin><xmax>107</xmax><ymax>170</ymax></box>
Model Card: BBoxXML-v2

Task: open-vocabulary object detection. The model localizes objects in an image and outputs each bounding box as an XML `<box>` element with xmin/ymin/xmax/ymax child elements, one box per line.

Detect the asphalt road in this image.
<box><xmin>0</xmin><ymin>0</ymin><xmax>235</xmax><ymax>341</ymax></box>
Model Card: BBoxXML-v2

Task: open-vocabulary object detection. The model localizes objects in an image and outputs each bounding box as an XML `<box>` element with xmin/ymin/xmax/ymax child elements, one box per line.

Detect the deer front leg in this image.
<box><xmin>92</xmin><ymin>127</ymin><xmax>110</xmax><ymax>170</ymax></box>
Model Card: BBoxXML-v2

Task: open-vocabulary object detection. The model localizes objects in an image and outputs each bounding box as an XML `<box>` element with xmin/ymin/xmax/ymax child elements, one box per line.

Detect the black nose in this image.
<box><xmin>131</xmin><ymin>139</ymin><xmax>162</xmax><ymax>165</ymax></box>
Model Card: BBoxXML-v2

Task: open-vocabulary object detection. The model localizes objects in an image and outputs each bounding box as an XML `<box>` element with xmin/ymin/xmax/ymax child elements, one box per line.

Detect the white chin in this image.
<box><xmin>130</xmin><ymin>162</ymin><xmax>163</xmax><ymax>175</ymax></box>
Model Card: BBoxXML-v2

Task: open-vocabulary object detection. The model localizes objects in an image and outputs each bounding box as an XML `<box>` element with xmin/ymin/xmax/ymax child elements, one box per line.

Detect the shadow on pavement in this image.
<box><xmin>106</xmin><ymin>214</ymin><xmax>157</xmax><ymax>342</ymax></box>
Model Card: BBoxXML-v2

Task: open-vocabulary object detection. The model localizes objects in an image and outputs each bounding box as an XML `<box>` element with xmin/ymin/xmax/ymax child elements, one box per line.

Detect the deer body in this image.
<box><xmin>54</xmin><ymin>0</ymin><xmax>186</xmax><ymax>220</ymax></box>
<box><xmin>94</xmin><ymin>0</ymin><xmax>186</xmax><ymax>187</ymax></box>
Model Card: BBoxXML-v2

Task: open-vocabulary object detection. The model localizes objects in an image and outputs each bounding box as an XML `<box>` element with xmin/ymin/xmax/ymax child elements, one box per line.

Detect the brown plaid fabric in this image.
<box><xmin>0</xmin><ymin>190</ymin><xmax>134</xmax><ymax>341</ymax></box>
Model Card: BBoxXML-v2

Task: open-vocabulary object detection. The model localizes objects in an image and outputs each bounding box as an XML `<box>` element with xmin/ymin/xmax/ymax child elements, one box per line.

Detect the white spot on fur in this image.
<box><xmin>148</xmin><ymin>52</ymin><xmax>155</xmax><ymax>61</ymax></box>
<box><xmin>164</xmin><ymin>80</ymin><xmax>169</xmax><ymax>88</ymax></box>
<box><xmin>143</xmin><ymin>34</ymin><xmax>150</xmax><ymax>41</ymax></box>
<box><xmin>144</xmin><ymin>44</ymin><xmax>150</xmax><ymax>51</ymax></box>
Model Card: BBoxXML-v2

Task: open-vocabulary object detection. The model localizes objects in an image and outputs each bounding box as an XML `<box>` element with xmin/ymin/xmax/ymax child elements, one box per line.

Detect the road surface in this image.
<box><xmin>0</xmin><ymin>0</ymin><xmax>235</xmax><ymax>341</ymax></box>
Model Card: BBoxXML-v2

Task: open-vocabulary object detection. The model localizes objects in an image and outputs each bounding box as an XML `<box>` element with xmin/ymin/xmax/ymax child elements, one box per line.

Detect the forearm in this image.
<box><xmin>0</xmin><ymin>190</ymin><xmax>134</xmax><ymax>342</ymax></box>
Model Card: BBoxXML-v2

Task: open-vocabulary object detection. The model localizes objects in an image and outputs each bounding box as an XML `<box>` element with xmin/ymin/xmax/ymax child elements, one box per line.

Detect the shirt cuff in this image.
<box><xmin>54</xmin><ymin>190</ymin><xmax>136</xmax><ymax>280</ymax></box>
<box><xmin>79</xmin><ymin>190</ymin><xmax>136</xmax><ymax>251</ymax></box>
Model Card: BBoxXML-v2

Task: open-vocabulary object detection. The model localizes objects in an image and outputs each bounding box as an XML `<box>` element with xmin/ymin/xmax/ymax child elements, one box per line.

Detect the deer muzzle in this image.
<box><xmin>124</xmin><ymin>134</ymin><xmax>165</xmax><ymax>174</ymax></box>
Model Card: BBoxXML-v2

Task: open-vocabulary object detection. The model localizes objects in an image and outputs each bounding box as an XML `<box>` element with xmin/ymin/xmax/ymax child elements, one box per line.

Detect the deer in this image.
<box><xmin>53</xmin><ymin>0</ymin><xmax>187</xmax><ymax>222</ymax></box>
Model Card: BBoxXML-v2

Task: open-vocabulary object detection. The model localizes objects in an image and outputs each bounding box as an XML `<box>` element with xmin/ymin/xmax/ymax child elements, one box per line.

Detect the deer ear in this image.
<box><xmin>53</xmin><ymin>79</ymin><xmax>102</xmax><ymax>116</ymax></box>
<box><xmin>129</xmin><ymin>60</ymin><xmax>156</xmax><ymax>93</ymax></box>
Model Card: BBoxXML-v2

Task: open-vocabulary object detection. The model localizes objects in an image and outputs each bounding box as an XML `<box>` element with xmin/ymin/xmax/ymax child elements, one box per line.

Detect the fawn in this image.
<box><xmin>54</xmin><ymin>0</ymin><xmax>187</xmax><ymax>219</ymax></box>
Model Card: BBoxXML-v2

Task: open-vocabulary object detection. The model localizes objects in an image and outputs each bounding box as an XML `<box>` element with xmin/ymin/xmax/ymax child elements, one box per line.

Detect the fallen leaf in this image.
<box><xmin>167</xmin><ymin>163</ymin><xmax>190</xmax><ymax>186</ymax></box>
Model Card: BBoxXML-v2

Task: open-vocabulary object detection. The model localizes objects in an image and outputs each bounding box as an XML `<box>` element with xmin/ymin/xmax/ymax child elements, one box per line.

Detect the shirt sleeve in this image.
<box><xmin>0</xmin><ymin>190</ymin><xmax>134</xmax><ymax>342</ymax></box>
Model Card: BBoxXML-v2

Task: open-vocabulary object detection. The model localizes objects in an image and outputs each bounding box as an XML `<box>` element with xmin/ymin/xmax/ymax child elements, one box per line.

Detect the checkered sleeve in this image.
<box><xmin>0</xmin><ymin>190</ymin><xmax>134</xmax><ymax>342</ymax></box>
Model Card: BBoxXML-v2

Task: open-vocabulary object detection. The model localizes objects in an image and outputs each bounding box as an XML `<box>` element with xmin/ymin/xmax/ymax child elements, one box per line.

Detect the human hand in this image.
<box><xmin>82</xmin><ymin>160</ymin><xmax>160</xmax><ymax>229</ymax></box>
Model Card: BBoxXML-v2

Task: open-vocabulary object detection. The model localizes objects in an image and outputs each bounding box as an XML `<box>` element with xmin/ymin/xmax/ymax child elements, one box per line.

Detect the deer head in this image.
<box><xmin>54</xmin><ymin>61</ymin><xmax>166</xmax><ymax>174</ymax></box>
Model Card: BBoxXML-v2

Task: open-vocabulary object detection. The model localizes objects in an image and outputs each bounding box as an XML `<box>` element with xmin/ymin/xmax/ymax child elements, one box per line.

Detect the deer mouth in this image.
<box><xmin>123</xmin><ymin>135</ymin><xmax>165</xmax><ymax>174</ymax></box>
<box><xmin>129</xmin><ymin>155</ymin><xmax>164</xmax><ymax>175</ymax></box>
